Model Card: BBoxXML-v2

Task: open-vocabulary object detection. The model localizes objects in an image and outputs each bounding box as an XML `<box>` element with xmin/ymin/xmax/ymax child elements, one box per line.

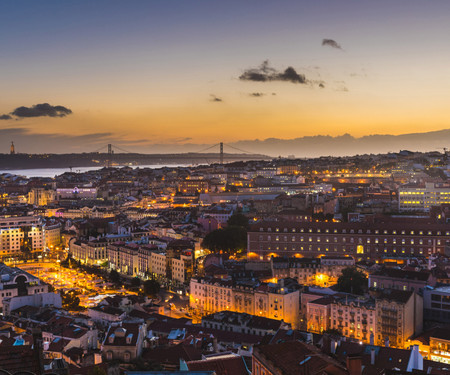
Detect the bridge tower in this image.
<box><xmin>10</xmin><ymin>141</ymin><xmax>15</xmax><ymax>155</ymax></box>
<box><xmin>107</xmin><ymin>143</ymin><xmax>113</xmax><ymax>168</ymax></box>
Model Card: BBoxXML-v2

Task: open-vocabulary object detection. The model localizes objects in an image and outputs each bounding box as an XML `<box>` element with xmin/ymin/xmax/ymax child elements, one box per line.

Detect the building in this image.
<box><xmin>102</xmin><ymin>323</ymin><xmax>146</xmax><ymax>362</ymax></box>
<box><xmin>306</xmin><ymin>295</ymin><xmax>334</xmax><ymax>334</ymax></box>
<box><xmin>0</xmin><ymin>263</ymin><xmax>49</xmax><ymax>310</ymax></box>
<box><xmin>429</xmin><ymin>327</ymin><xmax>450</xmax><ymax>364</ymax></box>
<box><xmin>330</xmin><ymin>295</ymin><xmax>376</xmax><ymax>343</ymax></box>
<box><xmin>424</xmin><ymin>285</ymin><xmax>450</xmax><ymax>324</ymax></box>
<box><xmin>70</xmin><ymin>239</ymin><xmax>108</xmax><ymax>266</ymax></box>
<box><xmin>178</xmin><ymin>179</ymin><xmax>210</xmax><ymax>195</ymax></box>
<box><xmin>373</xmin><ymin>289</ymin><xmax>423</xmax><ymax>349</ymax></box>
<box><xmin>0</xmin><ymin>215</ymin><xmax>45</xmax><ymax>259</ymax></box>
<box><xmin>201</xmin><ymin>310</ymin><xmax>291</xmax><ymax>336</ymax></box>
<box><xmin>172</xmin><ymin>253</ymin><xmax>193</xmax><ymax>287</ymax></box>
<box><xmin>44</xmin><ymin>222</ymin><xmax>62</xmax><ymax>250</ymax></box>
<box><xmin>247</xmin><ymin>221</ymin><xmax>450</xmax><ymax>261</ymax></box>
<box><xmin>252</xmin><ymin>340</ymin><xmax>346</xmax><ymax>375</ymax></box>
<box><xmin>56</xmin><ymin>187</ymin><xmax>98</xmax><ymax>200</ymax></box>
<box><xmin>3</xmin><ymin>292</ymin><xmax>62</xmax><ymax>316</ymax></box>
<box><xmin>271</xmin><ymin>256</ymin><xmax>354</xmax><ymax>287</ymax></box>
<box><xmin>399</xmin><ymin>182</ymin><xmax>450</xmax><ymax>212</ymax></box>
<box><xmin>108</xmin><ymin>242</ymin><xmax>139</xmax><ymax>277</ymax></box>
<box><xmin>28</xmin><ymin>188</ymin><xmax>56</xmax><ymax>206</ymax></box>
<box><xmin>369</xmin><ymin>268</ymin><xmax>435</xmax><ymax>294</ymax></box>
<box><xmin>190</xmin><ymin>277</ymin><xmax>300</xmax><ymax>328</ymax></box>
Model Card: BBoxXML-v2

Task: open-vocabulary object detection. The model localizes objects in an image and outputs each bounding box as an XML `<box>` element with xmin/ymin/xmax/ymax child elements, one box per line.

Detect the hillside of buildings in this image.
<box><xmin>0</xmin><ymin>149</ymin><xmax>450</xmax><ymax>374</ymax></box>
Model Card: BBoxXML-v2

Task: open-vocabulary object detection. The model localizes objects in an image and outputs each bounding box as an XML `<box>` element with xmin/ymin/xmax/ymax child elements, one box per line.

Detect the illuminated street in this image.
<box><xmin>16</xmin><ymin>261</ymin><xmax>127</xmax><ymax>308</ymax></box>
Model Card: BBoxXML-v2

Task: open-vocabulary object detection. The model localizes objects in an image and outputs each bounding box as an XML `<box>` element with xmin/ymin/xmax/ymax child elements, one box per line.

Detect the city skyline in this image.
<box><xmin>2</xmin><ymin>1</ymin><xmax>450</xmax><ymax>155</ymax></box>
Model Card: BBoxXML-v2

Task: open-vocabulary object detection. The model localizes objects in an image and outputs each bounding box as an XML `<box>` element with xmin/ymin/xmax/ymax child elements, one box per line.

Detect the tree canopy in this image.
<box><xmin>227</xmin><ymin>213</ymin><xmax>250</xmax><ymax>229</ymax></box>
<box><xmin>143</xmin><ymin>279</ymin><xmax>160</xmax><ymax>297</ymax></box>
<box><xmin>336</xmin><ymin>267</ymin><xmax>368</xmax><ymax>295</ymax></box>
<box><xmin>202</xmin><ymin>225</ymin><xmax>247</xmax><ymax>255</ymax></box>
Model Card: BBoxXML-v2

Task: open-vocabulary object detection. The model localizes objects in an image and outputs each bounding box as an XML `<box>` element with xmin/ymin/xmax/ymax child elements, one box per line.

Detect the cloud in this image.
<box><xmin>210</xmin><ymin>95</ymin><xmax>223</xmax><ymax>102</ymax></box>
<box><xmin>10</xmin><ymin>103</ymin><xmax>72</xmax><ymax>118</ymax></box>
<box><xmin>249</xmin><ymin>93</ymin><xmax>265</xmax><ymax>97</ymax></box>
<box><xmin>322</xmin><ymin>39</ymin><xmax>343</xmax><ymax>50</ymax></box>
<box><xmin>319</xmin><ymin>83</ymin><xmax>325</xmax><ymax>88</ymax></box>
<box><xmin>0</xmin><ymin>114</ymin><xmax>12</xmax><ymax>120</ymax></box>
<box><xmin>239</xmin><ymin>60</ymin><xmax>307</xmax><ymax>84</ymax></box>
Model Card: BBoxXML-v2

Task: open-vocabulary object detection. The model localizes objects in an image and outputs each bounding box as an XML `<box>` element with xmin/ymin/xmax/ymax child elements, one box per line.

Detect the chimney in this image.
<box><xmin>407</xmin><ymin>345</ymin><xmax>423</xmax><ymax>372</ymax></box>
<box><xmin>370</xmin><ymin>348</ymin><xmax>376</xmax><ymax>365</ymax></box>
<box><xmin>346</xmin><ymin>355</ymin><xmax>362</xmax><ymax>375</ymax></box>
<box><xmin>330</xmin><ymin>338</ymin><xmax>337</xmax><ymax>354</ymax></box>
<box><xmin>32</xmin><ymin>327</ymin><xmax>45</xmax><ymax>375</ymax></box>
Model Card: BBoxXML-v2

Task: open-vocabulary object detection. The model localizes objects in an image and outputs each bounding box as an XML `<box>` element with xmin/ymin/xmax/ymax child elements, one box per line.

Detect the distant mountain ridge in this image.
<box><xmin>229</xmin><ymin>129</ymin><xmax>450</xmax><ymax>157</ymax></box>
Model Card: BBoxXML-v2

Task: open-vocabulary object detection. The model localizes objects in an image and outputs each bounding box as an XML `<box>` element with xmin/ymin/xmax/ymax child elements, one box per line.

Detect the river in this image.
<box><xmin>0</xmin><ymin>164</ymin><xmax>195</xmax><ymax>178</ymax></box>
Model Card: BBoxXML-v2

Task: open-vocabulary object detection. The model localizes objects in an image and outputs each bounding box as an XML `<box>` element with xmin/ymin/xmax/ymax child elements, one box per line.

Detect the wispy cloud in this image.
<box><xmin>322</xmin><ymin>39</ymin><xmax>343</xmax><ymax>50</ymax></box>
<box><xmin>210</xmin><ymin>95</ymin><xmax>223</xmax><ymax>102</ymax></box>
<box><xmin>0</xmin><ymin>103</ymin><xmax>72</xmax><ymax>120</ymax></box>
<box><xmin>239</xmin><ymin>60</ymin><xmax>307</xmax><ymax>84</ymax></box>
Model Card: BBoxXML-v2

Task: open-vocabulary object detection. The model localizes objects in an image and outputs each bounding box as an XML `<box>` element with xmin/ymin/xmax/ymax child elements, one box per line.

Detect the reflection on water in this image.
<box><xmin>0</xmin><ymin>164</ymin><xmax>192</xmax><ymax>178</ymax></box>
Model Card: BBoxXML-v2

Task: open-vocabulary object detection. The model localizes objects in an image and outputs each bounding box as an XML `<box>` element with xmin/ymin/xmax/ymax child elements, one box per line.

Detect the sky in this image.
<box><xmin>1</xmin><ymin>1</ymin><xmax>450</xmax><ymax>155</ymax></box>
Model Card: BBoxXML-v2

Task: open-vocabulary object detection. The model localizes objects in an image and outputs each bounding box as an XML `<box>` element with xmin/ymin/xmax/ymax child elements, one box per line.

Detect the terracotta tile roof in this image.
<box><xmin>372</xmin><ymin>268</ymin><xmax>431</xmax><ymax>282</ymax></box>
<box><xmin>0</xmin><ymin>346</ymin><xmax>42</xmax><ymax>374</ymax></box>
<box><xmin>104</xmin><ymin>323</ymin><xmax>141</xmax><ymax>347</ymax></box>
<box><xmin>187</xmin><ymin>355</ymin><xmax>249</xmax><ymax>375</ymax></box>
<box><xmin>254</xmin><ymin>341</ymin><xmax>345</xmax><ymax>375</ymax></box>
<box><xmin>142</xmin><ymin>342</ymin><xmax>202</xmax><ymax>365</ymax></box>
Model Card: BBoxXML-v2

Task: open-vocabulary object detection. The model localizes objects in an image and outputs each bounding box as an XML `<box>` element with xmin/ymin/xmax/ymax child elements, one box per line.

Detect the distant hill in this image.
<box><xmin>229</xmin><ymin>129</ymin><xmax>450</xmax><ymax>157</ymax></box>
<box><xmin>0</xmin><ymin>152</ymin><xmax>270</xmax><ymax>170</ymax></box>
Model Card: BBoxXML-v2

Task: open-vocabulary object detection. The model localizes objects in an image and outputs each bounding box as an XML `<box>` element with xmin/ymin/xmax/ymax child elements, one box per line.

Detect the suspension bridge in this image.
<box><xmin>91</xmin><ymin>142</ymin><xmax>260</xmax><ymax>168</ymax></box>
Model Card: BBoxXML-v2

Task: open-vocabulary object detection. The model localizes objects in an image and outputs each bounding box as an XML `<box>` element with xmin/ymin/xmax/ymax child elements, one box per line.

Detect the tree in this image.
<box><xmin>202</xmin><ymin>225</ymin><xmax>247</xmax><ymax>255</ymax></box>
<box><xmin>336</xmin><ymin>267</ymin><xmax>368</xmax><ymax>295</ymax></box>
<box><xmin>88</xmin><ymin>367</ymin><xmax>107</xmax><ymax>375</ymax></box>
<box><xmin>60</xmin><ymin>290</ymin><xmax>82</xmax><ymax>310</ymax></box>
<box><xmin>131</xmin><ymin>277</ymin><xmax>141</xmax><ymax>287</ymax></box>
<box><xmin>143</xmin><ymin>279</ymin><xmax>160</xmax><ymax>297</ymax></box>
<box><xmin>109</xmin><ymin>269</ymin><xmax>121</xmax><ymax>284</ymax></box>
<box><xmin>227</xmin><ymin>213</ymin><xmax>250</xmax><ymax>229</ymax></box>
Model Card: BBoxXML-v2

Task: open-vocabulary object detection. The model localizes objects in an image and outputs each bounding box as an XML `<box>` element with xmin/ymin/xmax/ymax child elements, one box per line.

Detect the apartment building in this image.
<box><xmin>189</xmin><ymin>277</ymin><xmax>300</xmax><ymax>328</ymax></box>
<box><xmin>303</xmin><ymin>288</ymin><xmax>422</xmax><ymax>348</ymax></box>
<box><xmin>44</xmin><ymin>222</ymin><xmax>62</xmax><ymax>249</ymax></box>
<box><xmin>172</xmin><ymin>253</ymin><xmax>193</xmax><ymax>286</ymax></box>
<box><xmin>373</xmin><ymin>289</ymin><xmax>423</xmax><ymax>349</ymax></box>
<box><xmin>70</xmin><ymin>239</ymin><xmax>108</xmax><ymax>265</ymax></box>
<box><xmin>248</xmin><ymin>221</ymin><xmax>449</xmax><ymax>261</ymax></box>
<box><xmin>108</xmin><ymin>242</ymin><xmax>139</xmax><ymax>277</ymax></box>
<box><xmin>330</xmin><ymin>296</ymin><xmax>376</xmax><ymax>343</ymax></box>
<box><xmin>178</xmin><ymin>179</ymin><xmax>210</xmax><ymax>195</ymax></box>
<box><xmin>271</xmin><ymin>256</ymin><xmax>354</xmax><ymax>286</ymax></box>
<box><xmin>0</xmin><ymin>215</ymin><xmax>45</xmax><ymax>259</ymax></box>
